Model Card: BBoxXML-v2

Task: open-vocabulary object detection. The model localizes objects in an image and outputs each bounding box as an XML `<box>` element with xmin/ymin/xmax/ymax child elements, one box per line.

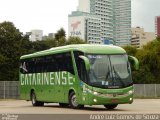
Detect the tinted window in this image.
<box><xmin>73</xmin><ymin>51</ymin><xmax>88</xmax><ymax>83</ymax></box>
<box><xmin>20</xmin><ymin>52</ymin><xmax>75</xmax><ymax>75</ymax></box>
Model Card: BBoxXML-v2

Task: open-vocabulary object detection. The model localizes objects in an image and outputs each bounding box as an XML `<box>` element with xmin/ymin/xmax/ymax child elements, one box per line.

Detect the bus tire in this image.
<box><xmin>104</xmin><ymin>104</ymin><xmax>118</xmax><ymax>109</ymax></box>
<box><xmin>69</xmin><ymin>91</ymin><xmax>84</xmax><ymax>109</ymax></box>
<box><xmin>31</xmin><ymin>92</ymin><xmax>44</xmax><ymax>106</ymax></box>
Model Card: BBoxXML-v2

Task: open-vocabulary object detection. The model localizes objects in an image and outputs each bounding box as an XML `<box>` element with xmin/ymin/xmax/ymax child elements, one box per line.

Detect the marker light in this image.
<box><xmin>93</xmin><ymin>99</ymin><xmax>97</xmax><ymax>102</ymax></box>
<box><xmin>128</xmin><ymin>90</ymin><xmax>134</xmax><ymax>94</ymax></box>
<box><xmin>93</xmin><ymin>92</ymin><xmax>98</xmax><ymax>95</ymax></box>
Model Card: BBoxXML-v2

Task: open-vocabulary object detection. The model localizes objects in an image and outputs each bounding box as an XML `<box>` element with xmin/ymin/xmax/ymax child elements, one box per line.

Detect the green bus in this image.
<box><xmin>20</xmin><ymin>44</ymin><xmax>139</xmax><ymax>109</ymax></box>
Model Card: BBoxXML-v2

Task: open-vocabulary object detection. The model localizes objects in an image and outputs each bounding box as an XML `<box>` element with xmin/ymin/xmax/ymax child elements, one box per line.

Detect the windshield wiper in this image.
<box><xmin>112</xmin><ymin>66</ymin><xmax>125</xmax><ymax>87</ymax></box>
<box><xmin>105</xmin><ymin>71</ymin><xmax>110</xmax><ymax>81</ymax></box>
<box><xmin>102</xmin><ymin>66</ymin><xmax>111</xmax><ymax>86</ymax></box>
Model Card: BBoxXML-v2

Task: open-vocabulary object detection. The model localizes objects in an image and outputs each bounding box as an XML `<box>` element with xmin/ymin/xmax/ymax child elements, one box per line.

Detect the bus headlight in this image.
<box><xmin>87</xmin><ymin>89</ymin><xmax>92</xmax><ymax>93</ymax></box>
<box><xmin>93</xmin><ymin>99</ymin><xmax>97</xmax><ymax>102</ymax></box>
<box><xmin>93</xmin><ymin>92</ymin><xmax>98</xmax><ymax>95</ymax></box>
<box><xmin>86</xmin><ymin>89</ymin><xmax>100</xmax><ymax>95</ymax></box>
<box><xmin>129</xmin><ymin>98</ymin><xmax>133</xmax><ymax>101</ymax></box>
<box><xmin>128</xmin><ymin>90</ymin><xmax>134</xmax><ymax>94</ymax></box>
<box><xmin>93</xmin><ymin>91</ymin><xmax>101</xmax><ymax>96</ymax></box>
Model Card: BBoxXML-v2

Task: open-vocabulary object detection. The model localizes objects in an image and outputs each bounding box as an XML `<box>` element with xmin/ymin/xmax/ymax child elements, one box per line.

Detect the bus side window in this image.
<box><xmin>20</xmin><ymin>59</ymin><xmax>30</xmax><ymax>74</ymax></box>
<box><xmin>20</xmin><ymin>52</ymin><xmax>75</xmax><ymax>74</ymax></box>
<box><xmin>54</xmin><ymin>52</ymin><xmax>75</xmax><ymax>75</ymax></box>
<box><xmin>20</xmin><ymin>60</ymin><xmax>25</xmax><ymax>74</ymax></box>
<box><xmin>65</xmin><ymin>52</ymin><xmax>75</xmax><ymax>75</ymax></box>
<box><xmin>73</xmin><ymin>51</ymin><xmax>87</xmax><ymax>83</ymax></box>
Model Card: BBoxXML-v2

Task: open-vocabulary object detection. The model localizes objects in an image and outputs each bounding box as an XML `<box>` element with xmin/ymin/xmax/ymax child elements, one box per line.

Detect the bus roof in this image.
<box><xmin>20</xmin><ymin>44</ymin><xmax>126</xmax><ymax>59</ymax></box>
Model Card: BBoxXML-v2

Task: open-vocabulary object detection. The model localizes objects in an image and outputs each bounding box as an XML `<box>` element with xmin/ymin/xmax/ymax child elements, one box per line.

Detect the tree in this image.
<box><xmin>130</xmin><ymin>39</ymin><xmax>160</xmax><ymax>84</ymax></box>
<box><xmin>0</xmin><ymin>21</ymin><xmax>30</xmax><ymax>81</ymax></box>
<box><xmin>54</xmin><ymin>28</ymin><xmax>66</xmax><ymax>46</ymax></box>
<box><xmin>66</xmin><ymin>36</ymin><xmax>86</xmax><ymax>45</ymax></box>
<box><xmin>55</xmin><ymin>28</ymin><xmax>66</xmax><ymax>40</ymax></box>
<box><xmin>123</xmin><ymin>45</ymin><xmax>137</xmax><ymax>56</ymax></box>
<box><xmin>138</xmin><ymin>39</ymin><xmax>160</xmax><ymax>83</ymax></box>
<box><xmin>123</xmin><ymin>39</ymin><xmax>160</xmax><ymax>84</ymax></box>
<box><xmin>156</xmin><ymin>36</ymin><xmax>160</xmax><ymax>41</ymax></box>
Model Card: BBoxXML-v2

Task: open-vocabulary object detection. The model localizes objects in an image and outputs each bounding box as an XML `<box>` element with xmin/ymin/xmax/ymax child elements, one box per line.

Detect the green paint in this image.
<box><xmin>129</xmin><ymin>56</ymin><xmax>139</xmax><ymax>70</ymax></box>
<box><xmin>79</xmin><ymin>56</ymin><xmax>90</xmax><ymax>71</ymax></box>
<box><xmin>20</xmin><ymin>44</ymin><xmax>135</xmax><ymax>106</ymax></box>
<box><xmin>20</xmin><ymin>72</ymin><xmax>74</xmax><ymax>86</ymax></box>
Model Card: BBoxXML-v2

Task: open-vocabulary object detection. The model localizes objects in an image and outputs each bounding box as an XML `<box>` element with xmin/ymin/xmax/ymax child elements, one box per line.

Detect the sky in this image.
<box><xmin>0</xmin><ymin>0</ymin><xmax>160</xmax><ymax>35</ymax></box>
<box><xmin>132</xmin><ymin>0</ymin><xmax>160</xmax><ymax>32</ymax></box>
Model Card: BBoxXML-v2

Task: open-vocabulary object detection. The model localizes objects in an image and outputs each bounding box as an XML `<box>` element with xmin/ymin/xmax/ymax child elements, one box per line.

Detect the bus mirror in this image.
<box><xmin>128</xmin><ymin>56</ymin><xmax>139</xmax><ymax>70</ymax></box>
<box><xmin>79</xmin><ymin>56</ymin><xmax>90</xmax><ymax>71</ymax></box>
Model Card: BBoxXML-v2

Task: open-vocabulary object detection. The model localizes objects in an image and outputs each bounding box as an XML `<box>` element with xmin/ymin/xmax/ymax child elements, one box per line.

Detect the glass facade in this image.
<box><xmin>91</xmin><ymin>0</ymin><xmax>114</xmax><ymax>41</ymax></box>
<box><xmin>113</xmin><ymin>0</ymin><xmax>131</xmax><ymax>46</ymax></box>
<box><xmin>69</xmin><ymin>0</ymin><xmax>131</xmax><ymax>46</ymax></box>
<box><xmin>69</xmin><ymin>11</ymin><xmax>101</xmax><ymax>44</ymax></box>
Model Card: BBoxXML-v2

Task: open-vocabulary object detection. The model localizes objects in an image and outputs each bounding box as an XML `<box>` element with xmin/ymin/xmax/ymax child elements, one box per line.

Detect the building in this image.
<box><xmin>69</xmin><ymin>0</ymin><xmax>113</xmax><ymax>44</ymax></box>
<box><xmin>48</xmin><ymin>33</ymin><xmax>55</xmax><ymax>39</ymax></box>
<box><xmin>68</xmin><ymin>11</ymin><xmax>101</xmax><ymax>44</ymax></box>
<box><xmin>113</xmin><ymin>0</ymin><xmax>131</xmax><ymax>46</ymax></box>
<box><xmin>155</xmin><ymin>16</ymin><xmax>160</xmax><ymax>37</ymax></box>
<box><xmin>42</xmin><ymin>33</ymin><xmax>55</xmax><ymax>40</ymax></box>
<box><xmin>30</xmin><ymin>30</ymin><xmax>43</xmax><ymax>41</ymax></box>
<box><xmin>131</xmin><ymin>27</ymin><xmax>156</xmax><ymax>48</ymax></box>
<box><xmin>81</xmin><ymin>0</ymin><xmax>114</xmax><ymax>41</ymax></box>
<box><xmin>68</xmin><ymin>0</ymin><xmax>131</xmax><ymax>46</ymax></box>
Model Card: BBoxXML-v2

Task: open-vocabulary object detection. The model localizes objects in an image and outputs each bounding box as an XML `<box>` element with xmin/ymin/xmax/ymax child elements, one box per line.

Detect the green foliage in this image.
<box><xmin>0</xmin><ymin>22</ymin><xmax>86</xmax><ymax>81</ymax></box>
<box><xmin>54</xmin><ymin>28</ymin><xmax>66</xmax><ymax>46</ymax></box>
<box><xmin>0</xmin><ymin>21</ymin><xmax>159</xmax><ymax>84</ymax></box>
<box><xmin>55</xmin><ymin>28</ymin><xmax>66</xmax><ymax>40</ymax></box>
<box><xmin>0</xmin><ymin>21</ymin><xmax>30</xmax><ymax>81</ymax></box>
<box><xmin>124</xmin><ymin>39</ymin><xmax>160</xmax><ymax>84</ymax></box>
<box><xmin>31</xmin><ymin>39</ymin><xmax>56</xmax><ymax>52</ymax></box>
<box><xmin>66</xmin><ymin>37</ymin><xmax>86</xmax><ymax>45</ymax></box>
<box><xmin>57</xmin><ymin>37</ymin><xmax>66</xmax><ymax>46</ymax></box>
<box><xmin>123</xmin><ymin>45</ymin><xmax>137</xmax><ymax>56</ymax></box>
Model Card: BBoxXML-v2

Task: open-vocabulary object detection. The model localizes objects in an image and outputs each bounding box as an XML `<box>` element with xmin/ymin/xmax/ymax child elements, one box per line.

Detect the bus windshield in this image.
<box><xmin>87</xmin><ymin>54</ymin><xmax>132</xmax><ymax>89</ymax></box>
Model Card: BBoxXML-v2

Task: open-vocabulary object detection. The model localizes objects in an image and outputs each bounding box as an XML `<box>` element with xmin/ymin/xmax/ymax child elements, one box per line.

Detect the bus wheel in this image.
<box><xmin>104</xmin><ymin>104</ymin><xmax>118</xmax><ymax>109</ymax></box>
<box><xmin>31</xmin><ymin>92</ymin><xmax>44</xmax><ymax>106</ymax></box>
<box><xmin>59</xmin><ymin>103</ymin><xmax>69</xmax><ymax>107</ymax></box>
<box><xmin>69</xmin><ymin>91</ymin><xmax>84</xmax><ymax>109</ymax></box>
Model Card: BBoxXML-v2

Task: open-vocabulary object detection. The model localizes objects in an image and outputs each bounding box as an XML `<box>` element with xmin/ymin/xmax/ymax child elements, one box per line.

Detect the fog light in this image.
<box><xmin>93</xmin><ymin>99</ymin><xmax>97</xmax><ymax>102</ymax></box>
<box><xmin>129</xmin><ymin>98</ymin><xmax>133</xmax><ymax>101</ymax></box>
<box><xmin>83</xmin><ymin>97</ymin><xmax>85</xmax><ymax>101</ymax></box>
<box><xmin>93</xmin><ymin>92</ymin><xmax>98</xmax><ymax>95</ymax></box>
<box><xmin>128</xmin><ymin>90</ymin><xmax>134</xmax><ymax>94</ymax></box>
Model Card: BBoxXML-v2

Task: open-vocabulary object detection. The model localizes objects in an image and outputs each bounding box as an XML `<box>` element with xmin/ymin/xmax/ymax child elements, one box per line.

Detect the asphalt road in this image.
<box><xmin>0</xmin><ymin>99</ymin><xmax>160</xmax><ymax>114</ymax></box>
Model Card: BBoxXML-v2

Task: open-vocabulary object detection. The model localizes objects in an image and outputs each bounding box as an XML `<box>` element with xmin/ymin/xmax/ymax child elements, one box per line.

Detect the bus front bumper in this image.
<box><xmin>86</xmin><ymin>92</ymin><xmax>133</xmax><ymax>105</ymax></box>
